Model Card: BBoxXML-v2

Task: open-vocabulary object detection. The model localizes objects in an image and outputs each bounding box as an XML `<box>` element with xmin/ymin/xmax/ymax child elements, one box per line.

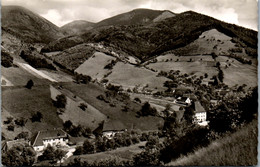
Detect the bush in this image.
<box><xmin>20</xmin><ymin>51</ymin><xmax>56</xmax><ymax>70</ymax></box>
<box><xmin>74</xmin><ymin>146</ymin><xmax>84</xmax><ymax>155</ymax></box>
<box><xmin>139</xmin><ymin>102</ymin><xmax>157</xmax><ymax>116</ymax></box>
<box><xmin>4</xmin><ymin>117</ymin><xmax>13</xmax><ymax>124</ymax></box>
<box><xmin>25</xmin><ymin>79</ymin><xmax>34</xmax><ymax>89</ymax></box>
<box><xmin>79</xmin><ymin>103</ymin><xmax>88</xmax><ymax>111</ymax></box>
<box><xmin>1</xmin><ymin>50</ymin><xmax>13</xmax><ymax>67</ymax></box>
<box><xmin>15</xmin><ymin>132</ymin><xmax>29</xmax><ymax>140</ymax></box>
<box><xmin>31</xmin><ymin>112</ymin><xmax>43</xmax><ymax>122</ymax></box>
<box><xmin>134</xmin><ymin>97</ymin><xmax>142</xmax><ymax>103</ymax></box>
<box><xmin>14</xmin><ymin>117</ymin><xmax>27</xmax><ymax>127</ymax></box>
<box><xmin>83</xmin><ymin>139</ymin><xmax>95</xmax><ymax>154</ymax></box>
<box><xmin>7</xmin><ymin>125</ymin><xmax>14</xmax><ymax>131</ymax></box>
<box><xmin>54</xmin><ymin>94</ymin><xmax>67</xmax><ymax>108</ymax></box>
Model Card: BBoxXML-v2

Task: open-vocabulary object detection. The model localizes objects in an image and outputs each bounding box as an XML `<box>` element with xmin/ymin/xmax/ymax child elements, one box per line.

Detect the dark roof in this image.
<box><xmin>177</xmin><ymin>96</ymin><xmax>189</xmax><ymax>102</ymax></box>
<box><xmin>32</xmin><ymin>129</ymin><xmax>67</xmax><ymax>147</ymax></box>
<box><xmin>102</xmin><ymin>120</ymin><xmax>127</xmax><ymax>132</ymax></box>
<box><xmin>2</xmin><ymin>139</ymin><xmax>29</xmax><ymax>151</ymax></box>
<box><xmin>194</xmin><ymin>101</ymin><xmax>206</xmax><ymax>113</ymax></box>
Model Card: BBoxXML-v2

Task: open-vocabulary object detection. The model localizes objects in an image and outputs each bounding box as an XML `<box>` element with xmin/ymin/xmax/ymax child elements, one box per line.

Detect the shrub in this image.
<box><xmin>7</xmin><ymin>125</ymin><xmax>14</xmax><ymax>131</ymax></box>
<box><xmin>15</xmin><ymin>132</ymin><xmax>29</xmax><ymax>140</ymax></box>
<box><xmin>31</xmin><ymin>112</ymin><xmax>43</xmax><ymax>122</ymax></box>
<box><xmin>54</xmin><ymin>94</ymin><xmax>67</xmax><ymax>108</ymax></box>
<box><xmin>1</xmin><ymin>50</ymin><xmax>13</xmax><ymax>67</ymax></box>
<box><xmin>25</xmin><ymin>79</ymin><xmax>34</xmax><ymax>89</ymax></box>
<box><xmin>79</xmin><ymin>103</ymin><xmax>88</xmax><ymax>111</ymax></box>
<box><xmin>20</xmin><ymin>51</ymin><xmax>56</xmax><ymax>70</ymax></box>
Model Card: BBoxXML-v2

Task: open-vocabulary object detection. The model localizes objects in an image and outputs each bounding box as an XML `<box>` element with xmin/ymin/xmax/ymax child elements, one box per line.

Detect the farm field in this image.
<box><xmin>173</xmin><ymin>29</ymin><xmax>235</xmax><ymax>56</ymax></box>
<box><xmin>75</xmin><ymin>52</ymin><xmax>116</xmax><ymax>81</ymax></box>
<box><xmin>148</xmin><ymin>55</ymin><xmax>218</xmax><ymax>79</ymax></box>
<box><xmin>108</xmin><ymin>62</ymin><xmax>169</xmax><ymax>90</ymax></box>
<box><xmin>50</xmin><ymin>85</ymin><xmax>107</xmax><ymax>130</ymax></box>
<box><xmin>215</xmin><ymin>56</ymin><xmax>257</xmax><ymax>87</ymax></box>
<box><xmin>1</xmin><ymin>66</ymin><xmax>50</xmax><ymax>86</ymax></box>
<box><xmin>60</xmin><ymin>82</ymin><xmax>164</xmax><ymax>131</ymax></box>
<box><xmin>65</xmin><ymin>141</ymin><xmax>147</xmax><ymax>164</ymax></box>
<box><xmin>2</xmin><ymin>86</ymin><xmax>63</xmax><ymax>135</ymax></box>
<box><xmin>1</xmin><ymin>107</ymin><xmax>31</xmax><ymax>140</ymax></box>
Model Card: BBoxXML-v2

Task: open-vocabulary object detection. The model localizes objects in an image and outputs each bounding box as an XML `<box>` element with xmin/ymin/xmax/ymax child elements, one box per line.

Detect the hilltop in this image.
<box><xmin>41</xmin><ymin>10</ymin><xmax>257</xmax><ymax>62</ymax></box>
<box><xmin>94</xmin><ymin>8</ymin><xmax>176</xmax><ymax>28</ymax></box>
<box><xmin>61</xmin><ymin>20</ymin><xmax>95</xmax><ymax>36</ymax></box>
<box><xmin>2</xmin><ymin>6</ymin><xmax>64</xmax><ymax>44</ymax></box>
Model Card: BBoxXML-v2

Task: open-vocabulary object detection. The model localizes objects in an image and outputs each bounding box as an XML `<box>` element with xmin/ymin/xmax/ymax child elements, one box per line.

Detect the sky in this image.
<box><xmin>2</xmin><ymin>0</ymin><xmax>258</xmax><ymax>30</ymax></box>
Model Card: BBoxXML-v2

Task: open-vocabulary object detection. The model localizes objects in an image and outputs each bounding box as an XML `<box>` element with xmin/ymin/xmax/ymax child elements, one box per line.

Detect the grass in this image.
<box><xmin>174</xmin><ymin>29</ymin><xmax>235</xmax><ymax>56</ymax></box>
<box><xmin>61</xmin><ymin>82</ymin><xmax>163</xmax><ymax>131</ymax></box>
<box><xmin>1</xmin><ymin>66</ymin><xmax>50</xmax><ymax>86</ymax></box>
<box><xmin>108</xmin><ymin>62</ymin><xmax>169</xmax><ymax>90</ymax></box>
<box><xmin>2</xmin><ymin>86</ymin><xmax>63</xmax><ymax>136</ymax></box>
<box><xmin>1</xmin><ymin>108</ymin><xmax>31</xmax><ymax>140</ymax></box>
<box><xmin>167</xmin><ymin>119</ymin><xmax>258</xmax><ymax>166</ymax></box>
<box><xmin>148</xmin><ymin>54</ymin><xmax>218</xmax><ymax>79</ymax></box>
<box><xmin>50</xmin><ymin>85</ymin><xmax>107</xmax><ymax>130</ymax></box>
<box><xmin>216</xmin><ymin>56</ymin><xmax>257</xmax><ymax>87</ymax></box>
<box><xmin>65</xmin><ymin>141</ymin><xmax>146</xmax><ymax>164</ymax></box>
<box><xmin>75</xmin><ymin>52</ymin><xmax>116</xmax><ymax>81</ymax></box>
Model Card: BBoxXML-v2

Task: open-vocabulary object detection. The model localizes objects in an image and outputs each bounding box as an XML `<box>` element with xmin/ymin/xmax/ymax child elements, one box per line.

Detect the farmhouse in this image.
<box><xmin>194</xmin><ymin>101</ymin><xmax>208</xmax><ymax>126</ymax></box>
<box><xmin>31</xmin><ymin>129</ymin><xmax>69</xmax><ymax>151</ymax></box>
<box><xmin>175</xmin><ymin>97</ymin><xmax>191</xmax><ymax>106</ymax></box>
<box><xmin>2</xmin><ymin>139</ymin><xmax>30</xmax><ymax>152</ymax></box>
<box><xmin>102</xmin><ymin>121</ymin><xmax>127</xmax><ymax>139</ymax></box>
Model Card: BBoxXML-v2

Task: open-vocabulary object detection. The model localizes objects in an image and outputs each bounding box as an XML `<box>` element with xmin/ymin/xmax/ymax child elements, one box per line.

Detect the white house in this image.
<box><xmin>194</xmin><ymin>101</ymin><xmax>207</xmax><ymax>126</ymax></box>
<box><xmin>175</xmin><ymin>97</ymin><xmax>191</xmax><ymax>106</ymax></box>
<box><xmin>31</xmin><ymin>129</ymin><xmax>69</xmax><ymax>151</ymax></box>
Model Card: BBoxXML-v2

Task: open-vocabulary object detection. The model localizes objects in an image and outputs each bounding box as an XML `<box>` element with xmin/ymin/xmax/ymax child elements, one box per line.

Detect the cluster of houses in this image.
<box><xmin>174</xmin><ymin>95</ymin><xmax>208</xmax><ymax>126</ymax></box>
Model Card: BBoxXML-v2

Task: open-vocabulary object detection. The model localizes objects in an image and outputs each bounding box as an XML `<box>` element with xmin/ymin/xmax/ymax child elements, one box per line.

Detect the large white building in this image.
<box><xmin>194</xmin><ymin>101</ymin><xmax>207</xmax><ymax>126</ymax></box>
<box><xmin>31</xmin><ymin>129</ymin><xmax>69</xmax><ymax>151</ymax></box>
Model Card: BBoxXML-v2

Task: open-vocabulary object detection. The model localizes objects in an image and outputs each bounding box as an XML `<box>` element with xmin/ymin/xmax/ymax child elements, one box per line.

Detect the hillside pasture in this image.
<box><xmin>148</xmin><ymin>55</ymin><xmax>218</xmax><ymax>79</ymax></box>
<box><xmin>108</xmin><ymin>62</ymin><xmax>169</xmax><ymax>90</ymax></box>
<box><xmin>173</xmin><ymin>29</ymin><xmax>236</xmax><ymax>56</ymax></box>
<box><xmin>1</xmin><ymin>66</ymin><xmax>50</xmax><ymax>86</ymax></box>
<box><xmin>50</xmin><ymin>85</ymin><xmax>107</xmax><ymax>130</ymax></box>
<box><xmin>75</xmin><ymin>52</ymin><xmax>116</xmax><ymax>81</ymax></box>
<box><xmin>1</xmin><ymin>108</ymin><xmax>31</xmax><ymax>140</ymax></box>
<box><xmin>65</xmin><ymin>141</ymin><xmax>146</xmax><ymax>165</ymax></box>
<box><xmin>168</xmin><ymin>120</ymin><xmax>258</xmax><ymax>166</ymax></box>
<box><xmin>61</xmin><ymin>82</ymin><xmax>163</xmax><ymax>131</ymax></box>
<box><xmin>40</xmin><ymin>69</ymin><xmax>73</xmax><ymax>82</ymax></box>
<box><xmin>2</xmin><ymin>86</ymin><xmax>63</xmax><ymax>134</ymax></box>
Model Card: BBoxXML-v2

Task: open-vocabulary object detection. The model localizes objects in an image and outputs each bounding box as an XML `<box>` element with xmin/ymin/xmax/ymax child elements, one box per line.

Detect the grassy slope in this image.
<box><xmin>65</xmin><ymin>141</ymin><xmax>146</xmax><ymax>165</ymax></box>
<box><xmin>108</xmin><ymin>62</ymin><xmax>169</xmax><ymax>90</ymax></box>
<box><xmin>1</xmin><ymin>66</ymin><xmax>51</xmax><ymax>86</ymax></box>
<box><xmin>168</xmin><ymin>120</ymin><xmax>258</xmax><ymax>166</ymax></box>
<box><xmin>75</xmin><ymin>52</ymin><xmax>116</xmax><ymax>81</ymax></box>
<box><xmin>61</xmin><ymin>82</ymin><xmax>163</xmax><ymax>131</ymax></box>
<box><xmin>50</xmin><ymin>85</ymin><xmax>107</xmax><ymax>130</ymax></box>
<box><xmin>148</xmin><ymin>54</ymin><xmax>218</xmax><ymax>79</ymax></box>
<box><xmin>2</xmin><ymin>86</ymin><xmax>63</xmax><ymax>135</ymax></box>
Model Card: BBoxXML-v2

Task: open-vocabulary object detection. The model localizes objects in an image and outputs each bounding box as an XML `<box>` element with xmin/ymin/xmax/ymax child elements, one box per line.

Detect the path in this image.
<box><xmin>17</xmin><ymin>62</ymin><xmax>57</xmax><ymax>82</ymax></box>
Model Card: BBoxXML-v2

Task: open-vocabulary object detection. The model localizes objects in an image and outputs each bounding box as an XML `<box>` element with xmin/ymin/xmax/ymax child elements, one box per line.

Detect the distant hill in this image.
<box><xmin>60</xmin><ymin>20</ymin><xmax>95</xmax><ymax>36</ymax></box>
<box><xmin>2</xmin><ymin>6</ymin><xmax>64</xmax><ymax>43</ymax></box>
<box><xmin>94</xmin><ymin>8</ymin><xmax>176</xmax><ymax>28</ymax></box>
<box><xmin>42</xmin><ymin>10</ymin><xmax>257</xmax><ymax>62</ymax></box>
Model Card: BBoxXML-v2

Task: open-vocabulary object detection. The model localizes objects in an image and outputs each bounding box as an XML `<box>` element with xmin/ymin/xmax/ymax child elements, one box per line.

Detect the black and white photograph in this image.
<box><xmin>1</xmin><ymin>0</ymin><xmax>258</xmax><ymax>166</ymax></box>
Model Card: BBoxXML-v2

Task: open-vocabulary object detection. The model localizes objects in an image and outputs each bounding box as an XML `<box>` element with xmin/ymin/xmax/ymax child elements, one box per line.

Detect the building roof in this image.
<box><xmin>194</xmin><ymin>101</ymin><xmax>206</xmax><ymax>113</ymax></box>
<box><xmin>102</xmin><ymin>120</ymin><xmax>127</xmax><ymax>132</ymax></box>
<box><xmin>177</xmin><ymin>96</ymin><xmax>189</xmax><ymax>103</ymax></box>
<box><xmin>32</xmin><ymin>129</ymin><xmax>67</xmax><ymax>147</ymax></box>
<box><xmin>2</xmin><ymin>139</ymin><xmax>29</xmax><ymax>151</ymax></box>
